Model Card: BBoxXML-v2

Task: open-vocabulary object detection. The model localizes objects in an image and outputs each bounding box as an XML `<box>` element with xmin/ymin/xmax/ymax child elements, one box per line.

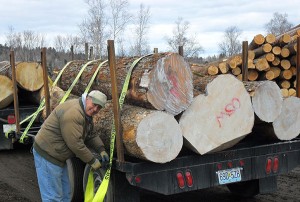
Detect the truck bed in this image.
<box><xmin>113</xmin><ymin>136</ymin><xmax>300</xmax><ymax>195</ymax></box>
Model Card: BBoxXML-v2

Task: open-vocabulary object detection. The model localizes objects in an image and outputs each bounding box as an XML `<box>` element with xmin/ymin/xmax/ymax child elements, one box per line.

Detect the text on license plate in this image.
<box><xmin>217</xmin><ymin>167</ymin><xmax>242</xmax><ymax>185</ymax></box>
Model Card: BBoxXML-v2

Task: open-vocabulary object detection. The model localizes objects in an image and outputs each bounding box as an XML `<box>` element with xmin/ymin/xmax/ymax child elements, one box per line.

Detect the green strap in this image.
<box><xmin>20</xmin><ymin>60</ymin><xmax>98</xmax><ymax>143</ymax></box>
<box><xmin>84</xmin><ymin>60</ymin><xmax>108</xmax><ymax>94</ymax></box>
<box><xmin>59</xmin><ymin>60</ymin><xmax>100</xmax><ymax>104</ymax></box>
<box><xmin>85</xmin><ymin>54</ymin><xmax>152</xmax><ymax>202</ymax></box>
<box><xmin>5</xmin><ymin>61</ymin><xmax>74</xmax><ymax>141</ymax></box>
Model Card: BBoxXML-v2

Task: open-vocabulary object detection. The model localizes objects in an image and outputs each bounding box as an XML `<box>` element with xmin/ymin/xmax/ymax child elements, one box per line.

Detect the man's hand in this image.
<box><xmin>91</xmin><ymin>159</ymin><xmax>101</xmax><ymax>170</ymax></box>
<box><xmin>100</xmin><ymin>151</ymin><xmax>109</xmax><ymax>162</ymax></box>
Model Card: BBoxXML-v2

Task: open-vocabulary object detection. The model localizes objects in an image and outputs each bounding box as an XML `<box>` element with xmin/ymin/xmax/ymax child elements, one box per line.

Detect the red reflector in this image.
<box><xmin>266</xmin><ymin>158</ymin><xmax>272</xmax><ymax>174</ymax></box>
<box><xmin>227</xmin><ymin>161</ymin><xmax>233</xmax><ymax>168</ymax></box>
<box><xmin>7</xmin><ymin>115</ymin><xmax>16</xmax><ymax>124</ymax></box>
<box><xmin>176</xmin><ymin>172</ymin><xmax>185</xmax><ymax>189</ymax></box>
<box><xmin>217</xmin><ymin>163</ymin><xmax>222</xmax><ymax>170</ymax></box>
<box><xmin>135</xmin><ymin>176</ymin><xmax>141</xmax><ymax>183</ymax></box>
<box><xmin>239</xmin><ymin>160</ymin><xmax>245</xmax><ymax>167</ymax></box>
<box><xmin>185</xmin><ymin>171</ymin><xmax>193</xmax><ymax>187</ymax></box>
<box><xmin>273</xmin><ymin>157</ymin><xmax>279</xmax><ymax>173</ymax></box>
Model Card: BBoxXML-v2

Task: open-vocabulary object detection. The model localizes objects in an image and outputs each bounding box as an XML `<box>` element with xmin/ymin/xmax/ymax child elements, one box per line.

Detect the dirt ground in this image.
<box><xmin>0</xmin><ymin>144</ymin><xmax>299</xmax><ymax>202</ymax></box>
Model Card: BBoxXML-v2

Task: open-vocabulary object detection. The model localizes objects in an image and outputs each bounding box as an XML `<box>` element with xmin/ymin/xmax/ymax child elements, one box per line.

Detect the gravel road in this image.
<box><xmin>0</xmin><ymin>144</ymin><xmax>299</xmax><ymax>202</ymax></box>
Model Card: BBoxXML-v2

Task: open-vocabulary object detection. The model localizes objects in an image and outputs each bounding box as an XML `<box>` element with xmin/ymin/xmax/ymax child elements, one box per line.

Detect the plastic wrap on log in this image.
<box><xmin>58</xmin><ymin>53</ymin><xmax>193</xmax><ymax>115</ymax></box>
<box><xmin>179</xmin><ymin>74</ymin><xmax>254</xmax><ymax>155</ymax></box>
<box><xmin>93</xmin><ymin>102</ymin><xmax>183</xmax><ymax>163</ymax></box>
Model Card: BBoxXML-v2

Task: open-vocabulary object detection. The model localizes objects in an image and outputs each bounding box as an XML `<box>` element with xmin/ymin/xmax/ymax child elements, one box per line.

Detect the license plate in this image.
<box><xmin>217</xmin><ymin>167</ymin><xmax>242</xmax><ymax>185</ymax></box>
<box><xmin>3</xmin><ymin>124</ymin><xmax>16</xmax><ymax>133</ymax></box>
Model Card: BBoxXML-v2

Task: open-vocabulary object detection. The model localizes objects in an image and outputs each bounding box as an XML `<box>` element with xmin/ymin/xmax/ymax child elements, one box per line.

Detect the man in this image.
<box><xmin>33</xmin><ymin>90</ymin><xmax>109</xmax><ymax>202</ymax></box>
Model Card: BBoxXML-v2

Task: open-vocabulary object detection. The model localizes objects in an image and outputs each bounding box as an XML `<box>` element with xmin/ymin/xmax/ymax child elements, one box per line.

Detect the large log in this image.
<box><xmin>0</xmin><ymin>75</ymin><xmax>13</xmax><ymax>109</ymax></box>
<box><xmin>59</xmin><ymin>53</ymin><xmax>193</xmax><ymax>115</ymax></box>
<box><xmin>179</xmin><ymin>74</ymin><xmax>254</xmax><ymax>155</ymax></box>
<box><xmin>93</xmin><ymin>103</ymin><xmax>183</xmax><ymax>163</ymax></box>
<box><xmin>272</xmin><ymin>97</ymin><xmax>300</xmax><ymax>140</ymax></box>
<box><xmin>15</xmin><ymin>62</ymin><xmax>44</xmax><ymax>91</ymax></box>
<box><xmin>244</xmin><ymin>81</ymin><xmax>283</xmax><ymax>122</ymax></box>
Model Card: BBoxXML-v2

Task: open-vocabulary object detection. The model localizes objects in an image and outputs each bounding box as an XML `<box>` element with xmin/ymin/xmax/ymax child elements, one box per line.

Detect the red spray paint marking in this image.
<box><xmin>216</xmin><ymin>98</ymin><xmax>241</xmax><ymax>128</ymax></box>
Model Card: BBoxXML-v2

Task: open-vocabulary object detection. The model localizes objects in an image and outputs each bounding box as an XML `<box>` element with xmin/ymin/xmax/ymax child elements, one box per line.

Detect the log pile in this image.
<box><xmin>0</xmin><ymin>61</ymin><xmax>44</xmax><ymax>109</ymax></box>
<box><xmin>193</xmin><ymin>26</ymin><xmax>300</xmax><ymax>99</ymax></box>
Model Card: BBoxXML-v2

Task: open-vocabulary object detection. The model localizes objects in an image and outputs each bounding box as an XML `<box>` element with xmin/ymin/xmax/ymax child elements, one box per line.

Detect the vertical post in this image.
<box><xmin>153</xmin><ymin>48</ymin><xmax>158</xmax><ymax>54</ymax></box>
<box><xmin>85</xmin><ymin>43</ymin><xmax>89</xmax><ymax>61</ymax></box>
<box><xmin>89</xmin><ymin>46</ymin><xmax>94</xmax><ymax>60</ymax></box>
<box><xmin>296</xmin><ymin>37</ymin><xmax>300</xmax><ymax>98</ymax></box>
<box><xmin>10</xmin><ymin>50</ymin><xmax>20</xmax><ymax>134</ymax></box>
<box><xmin>242</xmin><ymin>41</ymin><xmax>249</xmax><ymax>81</ymax></box>
<box><xmin>178</xmin><ymin>46</ymin><xmax>184</xmax><ymax>56</ymax></box>
<box><xmin>107</xmin><ymin>40</ymin><xmax>124</xmax><ymax>162</ymax></box>
<box><xmin>70</xmin><ymin>45</ymin><xmax>74</xmax><ymax>61</ymax></box>
<box><xmin>41</xmin><ymin>48</ymin><xmax>51</xmax><ymax>118</ymax></box>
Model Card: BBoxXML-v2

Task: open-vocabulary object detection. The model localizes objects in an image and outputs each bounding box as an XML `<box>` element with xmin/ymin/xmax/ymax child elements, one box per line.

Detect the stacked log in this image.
<box><xmin>58</xmin><ymin>53</ymin><xmax>194</xmax><ymax>116</ymax></box>
<box><xmin>192</xmin><ymin>27</ymin><xmax>300</xmax><ymax>98</ymax></box>
<box><xmin>0</xmin><ymin>61</ymin><xmax>13</xmax><ymax>109</ymax></box>
<box><xmin>179</xmin><ymin>74</ymin><xmax>254</xmax><ymax>154</ymax></box>
<box><xmin>93</xmin><ymin>102</ymin><xmax>183</xmax><ymax>163</ymax></box>
<box><xmin>0</xmin><ymin>61</ymin><xmax>45</xmax><ymax>108</ymax></box>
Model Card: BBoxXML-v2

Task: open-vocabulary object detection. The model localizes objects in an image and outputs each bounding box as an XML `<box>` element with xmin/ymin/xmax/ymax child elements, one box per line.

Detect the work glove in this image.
<box><xmin>100</xmin><ymin>150</ymin><xmax>109</xmax><ymax>162</ymax></box>
<box><xmin>91</xmin><ymin>158</ymin><xmax>101</xmax><ymax>170</ymax></box>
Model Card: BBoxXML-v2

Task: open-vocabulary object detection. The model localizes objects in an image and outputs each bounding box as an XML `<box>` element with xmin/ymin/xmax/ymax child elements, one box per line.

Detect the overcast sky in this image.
<box><xmin>0</xmin><ymin>0</ymin><xmax>299</xmax><ymax>57</ymax></box>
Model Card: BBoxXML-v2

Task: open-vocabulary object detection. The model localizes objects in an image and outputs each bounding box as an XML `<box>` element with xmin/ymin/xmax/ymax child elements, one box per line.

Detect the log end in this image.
<box><xmin>16</xmin><ymin>62</ymin><xmax>44</xmax><ymax>91</ymax></box>
<box><xmin>252</xmin><ymin>81</ymin><xmax>283</xmax><ymax>122</ymax></box>
<box><xmin>0</xmin><ymin>75</ymin><xmax>14</xmax><ymax>109</ymax></box>
<box><xmin>147</xmin><ymin>53</ymin><xmax>193</xmax><ymax>115</ymax></box>
<box><xmin>273</xmin><ymin>97</ymin><xmax>300</xmax><ymax>140</ymax></box>
<box><xmin>125</xmin><ymin>111</ymin><xmax>183</xmax><ymax>163</ymax></box>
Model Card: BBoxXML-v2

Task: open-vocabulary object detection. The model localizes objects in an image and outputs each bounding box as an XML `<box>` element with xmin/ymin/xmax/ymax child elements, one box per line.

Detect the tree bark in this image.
<box><xmin>93</xmin><ymin>102</ymin><xmax>183</xmax><ymax>163</ymax></box>
<box><xmin>58</xmin><ymin>53</ymin><xmax>193</xmax><ymax>115</ymax></box>
<box><xmin>179</xmin><ymin>74</ymin><xmax>254</xmax><ymax>155</ymax></box>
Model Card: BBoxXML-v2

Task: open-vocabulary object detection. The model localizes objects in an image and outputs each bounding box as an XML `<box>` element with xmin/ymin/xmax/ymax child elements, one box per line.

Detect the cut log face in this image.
<box><xmin>16</xmin><ymin>62</ymin><xmax>44</xmax><ymax>91</ymax></box>
<box><xmin>0</xmin><ymin>75</ymin><xmax>14</xmax><ymax>109</ymax></box>
<box><xmin>93</xmin><ymin>103</ymin><xmax>183</xmax><ymax>163</ymax></box>
<box><xmin>133</xmin><ymin>111</ymin><xmax>183</xmax><ymax>163</ymax></box>
<box><xmin>147</xmin><ymin>53</ymin><xmax>193</xmax><ymax>115</ymax></box>
<box><xmin>273</xmin><ymin>97</ymin><xmax>300</xmax><ymax>140</ymax></box>
<box><xmin>179</xmin><ymin>74</ymin><xmax>254</xmax><ymax>155</ymax></box>
<box><xmin>251</xmin><ymin>81</ymin><xmax>283</xmax><ymax>122</ymax></box>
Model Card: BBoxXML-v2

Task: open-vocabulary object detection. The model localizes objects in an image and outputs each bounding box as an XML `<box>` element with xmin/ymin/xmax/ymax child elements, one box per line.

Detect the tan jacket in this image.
<box><xmin>33</xmin><ymin>98</ymin><xmax>105</xmax><ymax>167</ymax></box>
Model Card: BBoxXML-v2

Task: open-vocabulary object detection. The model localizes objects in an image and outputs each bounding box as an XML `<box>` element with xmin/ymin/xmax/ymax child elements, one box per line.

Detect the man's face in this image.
<box><xmin>85</xmin><ymin>97</ymin><xmax>101</xmax><ymax>116</ymax></box>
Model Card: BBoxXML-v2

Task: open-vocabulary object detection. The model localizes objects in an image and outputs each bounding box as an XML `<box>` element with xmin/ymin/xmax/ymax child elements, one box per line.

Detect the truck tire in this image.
<box><xmin>67</xmin><ymin>157</ymin><xmax>85</xmax><ymax>202</ymax></box>
<box><xmin>227</xmin><ymin>179</ymin><xmax>259</xmax><ymax>198</ymax></box>
<box><xmin>83</xmin><ymin>164</ymin><xmax>113</xmax><ymax>202</ymax></box>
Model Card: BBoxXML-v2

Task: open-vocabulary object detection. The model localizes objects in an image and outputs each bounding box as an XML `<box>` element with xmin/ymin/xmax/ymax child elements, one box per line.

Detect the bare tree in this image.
<box><xmin>265</xmin><ymin>12</ymin><xmax>293</xmax><ymax>36</ymax></box>
<box><xmin>130</xmin><ymin>3</ymin><xmax>151</xmax><ymax>56</ymax></box>
<box><xmin>5</xmin><ymin>27</ymin><xmax>45</xmax><ymax>61</ymax></box>
<box><xmin>165</xmin><ymin>17</ymin><xmax>203</xmax><ymax>58</ymax></box>
<box><xmin>218</xmin><ymin>26</ymin><xmax>242</xmax><ymax>57</ymax></box>
<box><xmin>109</xmin><ymin>0</ymin><xmax>131</xmax><ymax>40</ymax></box>
<box><xmin>79</xmin><ymin>0</ymin><xmax>108</xmax><ymax>59</ymax></box>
